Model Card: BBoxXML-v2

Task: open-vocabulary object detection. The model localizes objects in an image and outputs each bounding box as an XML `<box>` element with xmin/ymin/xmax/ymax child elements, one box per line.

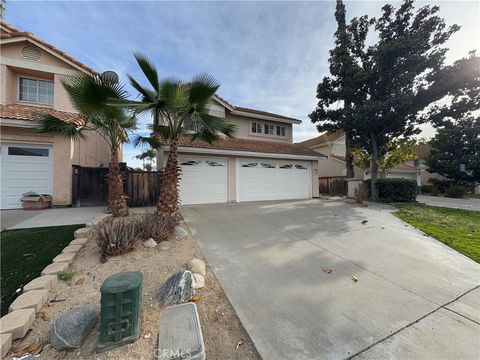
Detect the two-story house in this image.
<box><xmin>0</xmin><ymin>21</ymin><xmax>116</xmax><ymax>209</ymax></box>
<box><xmin>157</xmin><ymin>95</ymin><xmax>324</xmax><ymax>204</ymax></box>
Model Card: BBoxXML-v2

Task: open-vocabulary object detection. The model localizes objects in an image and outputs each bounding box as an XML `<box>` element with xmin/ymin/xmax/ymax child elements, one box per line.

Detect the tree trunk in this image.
<box><xmin>157</xmin><ymin>140</ymin><xmax>181</xmax><ymax>223</ymax></box>
<box><xmin>370</xmin><ymin>134</ymin><xmax>379</xmax><ymax>201</ymax></box>
<box><xmin>107</xmin><ymin>149</ymin><xmax>129</xmax><ymax>217</ymax></box>
<box><xmin>345</xmin><ymin>130</ymin><xmax>355</xmax><ymax>178</ymax></box>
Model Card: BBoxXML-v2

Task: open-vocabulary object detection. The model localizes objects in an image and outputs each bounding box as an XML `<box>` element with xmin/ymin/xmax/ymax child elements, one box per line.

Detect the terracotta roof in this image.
<box><xmin>299</xmin><ymin>130</ymin><xmax>345</xmax><ymax>148</ymax></box>
<box><xmin>0</xmin><ymin>20</ymin><xmax>96</xmax><ymax>75</ymax></box>
<box><xmin>172</xmin><ymin>136</ymin><xmax>324</xmax><ymax>158</ymax></box>
<box><xmin>0</xmin><ymin>103</ymin><xmax>84</xmax><ymax>126</ymax></box>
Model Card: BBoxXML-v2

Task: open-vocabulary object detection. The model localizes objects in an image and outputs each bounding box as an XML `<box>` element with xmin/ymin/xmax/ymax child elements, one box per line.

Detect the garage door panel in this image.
<box><xmin>7</xmin><ymin>162</ymin><xmax>51</xmax><ymax>172</ymax></box>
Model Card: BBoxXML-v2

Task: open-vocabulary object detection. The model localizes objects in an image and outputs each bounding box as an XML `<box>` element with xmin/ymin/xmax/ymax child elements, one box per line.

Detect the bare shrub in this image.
<box><xmin>92</xmin><ymin>218</ymin><xmax>137</xmax><ymax>263</ymax></box>
<box><xmin>134</xmin><ymin>212</ymin><xmax>174</xmax><ymax>243</ymax></box>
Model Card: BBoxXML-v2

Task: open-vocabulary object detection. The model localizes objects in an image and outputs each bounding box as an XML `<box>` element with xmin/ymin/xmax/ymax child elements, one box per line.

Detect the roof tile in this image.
<box><xmin>1</xmin><ymin>103</ymin><xmax>84</xmax><ymax>126</ymax></box>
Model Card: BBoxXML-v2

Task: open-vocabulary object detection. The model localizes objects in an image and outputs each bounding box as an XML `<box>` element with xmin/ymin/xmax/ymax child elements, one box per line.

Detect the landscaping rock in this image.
<box><xmin>174</xmin><ymin>226</ymin><xmax>188</xmax><ymax>238</ymax></box>
<box><xmin>53</xmin><ymin>252</ymin><xmax>76</xmax><ymax>264</ymax></box>
<box><xmin>157</xmin><ymin>271</ymin><xmax>195</xmax><ymax>305</ymax></box>
<box><xmin>62</xmin><ymin>244</ymin><xmax>82</xmax><ymax>253</ymax></box>
<box><xmin>69</xmin><ymin>237</ymin><xmax>88</xmax><ymax>246</ymax></box>
<box><xmin>41</xmin><ymin>262</ymin><xmax>68</xmax><ymax>276</ymax></box>
<box><xmin>0</xmin><ymin>333</ymin><xmax>12</xmax><ymax>358</ymax></box>
<box><xmin>193</xmin><ymin>274</ymin><xmax>205</xmax><ymax>289</ymax></box>
<box><xmin>74</xmin><ymin>227</ymin><xmax>90</xmax><ymax>239</ymax></box>
<box><xmin>188</xmin><ymin>259</ymin><xmax>206</xmax><ymax>277</ymax></box>
<box><xmin>9</xmin><ymin>289</ymin><xmax>49</xmax><ymax>313</ymax></box>
<box><xmin>0</xmin><ymin>308</ymin><xmax>35</xmax><ymax>339</ymax></box>
<box><xmin>143</xmin><ymin>238</ymin><xmax>157</xmax><ymax>248</ymax></box>
<box><xmin>24</xmin><ymin>275</ymin><xmax>57</xmax><ymax>292</ymax></box>
<box><xmin>50</xmin><ymin>305</ymin><xmax>98</xmax><ymax>350</ymax></box>
<box><xmin>157</xmin><ymin>241</ymin><xmax>172</xmax><ymax>251</ymax></box>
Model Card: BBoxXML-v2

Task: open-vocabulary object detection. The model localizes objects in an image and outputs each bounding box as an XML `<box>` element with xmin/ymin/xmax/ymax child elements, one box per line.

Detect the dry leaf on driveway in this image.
<box><xmin>190</xmin><ymin>294</ymin><xmax>201</xmax><ymax>302</ymax></box>
<box><xmin>321</xmin><ymin>267</ymin><xmax>333</xmax><ymax>273</ymax></box>
<box><xmin>350</xmin><ymin>274</ymin><xmax>359</xmax><ymax>282</ymax></box>
<box><xmin>75</xmin><ymin>277</ymin><xmax>85</xmax><ymax>285</ymax></box>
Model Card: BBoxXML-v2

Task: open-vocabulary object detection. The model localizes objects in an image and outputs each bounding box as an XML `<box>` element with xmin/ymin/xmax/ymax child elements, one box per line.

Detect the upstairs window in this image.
<box><xmin>264</xmin><ymin>124</ymin><xmax>274</xmax><ymax>135</ymax></box>
<box><xmin>19</xmin><ymin>77</ymin><xmax>54</xmax><ymax>105</ymax></box>
<box><xmin>252</xmin><ymin>122</ymin><xmax>262</xmax><ymax>133</ymax></box>
<box><xmin>276</xmin><ymin>126</ymin><xmax>286</xmax><ymax>136</ymax></box>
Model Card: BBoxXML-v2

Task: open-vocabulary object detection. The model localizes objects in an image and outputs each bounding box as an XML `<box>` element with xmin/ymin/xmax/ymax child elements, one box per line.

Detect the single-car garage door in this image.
<box><xmin>179</xmin><ymin>156</ymin><xmax>228</xmax><ymax>205</ymax></box>
<box><xmin>239</xmin><ymin>159</ymin><xmax>311</xmax><ymax>202</ymax></box>
<box><xmin>0</xmin><ymin>143</ymin><xmax>53</xmax><ymax>209</ymax></box>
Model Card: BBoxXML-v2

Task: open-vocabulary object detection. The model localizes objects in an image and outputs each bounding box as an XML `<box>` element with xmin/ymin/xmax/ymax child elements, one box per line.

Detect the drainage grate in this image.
<box><xmin>157</xmin><ymin>303</ymin><xmax>205</xmax><ymax>360</ymax></box>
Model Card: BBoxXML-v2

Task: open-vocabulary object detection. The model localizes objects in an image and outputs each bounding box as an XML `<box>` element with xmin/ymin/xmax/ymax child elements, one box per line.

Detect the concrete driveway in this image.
<box><xmin>182</xmin><ymin>199</ymin><xmax>480</xmax><ymax>360</ymax></box>
<box><xmin>417</xmin><ymin>195</ymin><xmax>480</xmax><ymax>212</ymax></box>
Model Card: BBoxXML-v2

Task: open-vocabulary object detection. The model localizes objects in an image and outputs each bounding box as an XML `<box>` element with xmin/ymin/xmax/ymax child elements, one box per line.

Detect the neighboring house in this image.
<box><xmin>0</xmin><ymin>21</ymin><xmax>116</xmax><ymax>209</ymax></box>
<box><xmin>299</xmin><ymin>131</ymin><xmax>437</xmax><ymax>186</ymax></box>
<box><xmin>157</xmin><ymin>95</ymin><xmax>325</xmax><ymax>204</ymax></box>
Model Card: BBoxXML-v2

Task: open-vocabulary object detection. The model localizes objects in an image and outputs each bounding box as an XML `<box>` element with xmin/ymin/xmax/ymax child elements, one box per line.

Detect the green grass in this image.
<box><xmin>395</xmin><ymin>206</ymin><xmax>480</xmax><ymax>263</ymax></box>
<box><xmin>0</xmin><ymin>224</ymin><xmax>84</xmax><ymax>315</ymax></box>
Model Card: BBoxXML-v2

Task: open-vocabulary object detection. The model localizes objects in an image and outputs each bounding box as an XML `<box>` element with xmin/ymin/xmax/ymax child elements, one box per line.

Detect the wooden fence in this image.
<box><xmin>72</xmin><ymin>166</ymin><xmax>160</xmax><ymax>207</ymax></box>
<box><xmin>319</xmin><ymin>176</ymin><xmax>347</xmax><ymax>196</ymax></box>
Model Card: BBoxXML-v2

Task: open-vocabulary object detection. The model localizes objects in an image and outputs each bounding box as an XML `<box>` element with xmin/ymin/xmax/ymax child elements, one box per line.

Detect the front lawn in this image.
<box><xmin>395</xmin><ymin>206</ymin><xmax>480</xmax><ymax>263</ymax></box>
<box><xmin>0</xmin><ymin>224</ymin><xmax>84</xmax><ymax>315</ymax></box>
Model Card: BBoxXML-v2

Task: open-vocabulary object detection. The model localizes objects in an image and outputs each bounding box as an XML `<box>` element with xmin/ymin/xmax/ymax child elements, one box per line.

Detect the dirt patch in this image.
<box><xmin>9</xmin><ymin>217</ymin><xmax>261</xmax><ymax>360</ymax></box>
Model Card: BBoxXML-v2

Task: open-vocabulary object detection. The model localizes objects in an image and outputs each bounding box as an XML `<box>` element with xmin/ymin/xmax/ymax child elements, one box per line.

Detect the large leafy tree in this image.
<box><xmin>326</xmin><ymin>0</ymin><xmax>467</xmax><ymax>200</ymax></box>
<box><xmin>309</xmin><ymin>0</ymin><xmax>362</xmax><ymax>178</ymax></box>
<box><xmin>426</xmin><ymin>54</ymin><xmax>480</xmax><ymax>183</ymax></box>
<box><xmin>39</xmin><ymin>74</ymin><xmax>135</xmax><ymax>217</ymax></box>
<box><xmin>123</xmin><ymin>54</ymin><xmax>236</xmax><ymax>220</ymax></box>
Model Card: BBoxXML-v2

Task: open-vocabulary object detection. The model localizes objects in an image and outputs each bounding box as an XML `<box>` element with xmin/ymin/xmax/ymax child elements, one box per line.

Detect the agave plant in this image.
<box><xmin>115</xmin><ymin>53</ymin><xmax>236</xmax><ymax>221</ymax></box>
<box><xmin>92</xmin><ymin>218</ymin><xmax>137</xmax><ymax>263</ymax></box>
<box><xmin>38</xmin><ymin>74</ymin><xmax>135</xmax><ymax>216</ymax></box>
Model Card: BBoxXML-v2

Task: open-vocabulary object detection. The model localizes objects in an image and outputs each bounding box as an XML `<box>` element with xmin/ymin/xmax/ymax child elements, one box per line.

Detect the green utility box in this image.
<box><xmin>96</xmin><ymin>271</ymin><xmax>143</xmax><ymax>353</ymax></box>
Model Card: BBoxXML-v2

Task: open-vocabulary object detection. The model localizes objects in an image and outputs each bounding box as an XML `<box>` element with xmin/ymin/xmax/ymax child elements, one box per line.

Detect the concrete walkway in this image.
<box><xmin>182</xmin><ymin>199</ymin><xmax>480</xmax><ymax>360</ymax></box>
<box><xmin>1</xmin><ymin>207</ymin><xmax>105</xmax><ymax>230</ymax></box>
<box><xmin>417</xmin><ymin>195</ymin><xmax>480</xmax><ymax>212</ymax></box>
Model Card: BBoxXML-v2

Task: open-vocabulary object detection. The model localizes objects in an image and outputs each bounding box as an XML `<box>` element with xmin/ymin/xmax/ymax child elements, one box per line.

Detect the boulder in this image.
<box><xmin>174</xmin><ymin>226</ymin><xmax>188</xmax><ymax>238</ymax></box>
<box><xmin>143</xmin><ymin>238</ymin><xmax>157</xmax><ymax>248</ymax></box>
<box><xmin>193</xmin><ymin>274</ymin><xmax>205</xmax><ymax>289</ymax></box>
<box><xmin>157</xmin><ymin>241</ymin><xmax>172</xmax><ymax>251</ymax></box>
<box><xmin>157</xmin><ymin>271</ymin><xmax>195</xmax><ymax>305</ymax></box>
<box><xmin>50</xmin><ymin>305</ymin><xmax>98</xmax><ymax>350</ymax></box>
<box><xmin>187</xmin><ymin>259</ymin><xmax>206</xmax><ymax>277</ymax></box>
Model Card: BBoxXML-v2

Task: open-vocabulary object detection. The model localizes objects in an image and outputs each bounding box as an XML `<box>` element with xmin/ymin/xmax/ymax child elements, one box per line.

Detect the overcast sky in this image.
<box><xmin>6</xmin><ymin>0</ymin><xmax>479</xmax><ymax>167</ymax></box>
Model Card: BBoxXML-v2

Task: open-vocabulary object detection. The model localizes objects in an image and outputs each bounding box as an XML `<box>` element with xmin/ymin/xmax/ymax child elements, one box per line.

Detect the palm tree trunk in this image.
<box><xmin>107</xmin><ymin>149</ymin><xmax>129</xmax><ymax>217</ymax></box>
<box><xmin>157</xmin><ymin>140</ymin><xmax>181</xmax><ymax>222</ymax></box>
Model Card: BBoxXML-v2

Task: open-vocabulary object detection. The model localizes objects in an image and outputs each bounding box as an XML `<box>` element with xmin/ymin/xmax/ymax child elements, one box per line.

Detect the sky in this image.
<box><xmin>5</xmin><ymin>0</ymin><xmax>479</xmax><ymax>168</ymax></box>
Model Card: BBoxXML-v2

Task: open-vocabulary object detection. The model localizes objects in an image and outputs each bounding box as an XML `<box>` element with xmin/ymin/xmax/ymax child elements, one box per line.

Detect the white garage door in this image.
<box><xmin>0</xmin><ymin>143</ymin><xmax>53</xmax><ymax>209</ymax></box>
<box><xmin>179</xmin><ymin>156</ymin><xmax>228</xmax><ymax>205</ymax></box>
<box><xmin>239</xmin><ymin>159</ymin><xmax>311</xmax><ymax>202</ymax></box>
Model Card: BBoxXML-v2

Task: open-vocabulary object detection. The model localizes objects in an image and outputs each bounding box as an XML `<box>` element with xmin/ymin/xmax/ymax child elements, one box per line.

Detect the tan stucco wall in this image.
<box><xmin>225</xmin><ymin>113</ymin><xmax>293</xmax><ymax>143</ymax></box>
<box><xmin>318</xmin><ymin>158</ymin><xmax>346</xmax><ymax>177</ymax></box>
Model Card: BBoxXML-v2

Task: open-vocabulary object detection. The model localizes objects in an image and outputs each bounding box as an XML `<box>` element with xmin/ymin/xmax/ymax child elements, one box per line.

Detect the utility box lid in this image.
<box><xmin>100</xmin><ymin>272</ymin><xmax>143</xmax><ymax>294</ymax></box>
<box><xmin>157</xmin><ymin>303</ymin><xmax>205</xmax><ymax>360</ymax></box>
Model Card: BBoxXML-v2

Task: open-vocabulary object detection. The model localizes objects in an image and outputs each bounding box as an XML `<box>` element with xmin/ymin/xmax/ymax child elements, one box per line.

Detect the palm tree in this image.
<box><xmin>38</xmin><ymin>73</ymin><xmax>135</xmax><ymax>217</ymax></box>
<box><xmin>135</xmin><ymin>148</ymin><xmax>156</xmax><ymax>170</ymax></box>
<box><xmin>121</xmin><ymin>53</ymin><xmax>235</xmax><ymax>220</ymax></box>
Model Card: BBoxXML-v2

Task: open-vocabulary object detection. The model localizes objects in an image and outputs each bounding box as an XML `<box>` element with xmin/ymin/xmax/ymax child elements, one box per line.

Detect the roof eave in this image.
<box><xmin>230</xmin><ymin>109</ymin><xmax>302</xmax><ymax>124</ymax></box>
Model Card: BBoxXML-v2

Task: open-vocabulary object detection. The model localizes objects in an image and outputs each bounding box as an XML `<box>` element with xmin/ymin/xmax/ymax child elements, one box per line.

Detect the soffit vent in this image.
<box><xmin>21</xmin><ymin>46</ymin><xmax>41</xmax><ymax>61</ymax></box>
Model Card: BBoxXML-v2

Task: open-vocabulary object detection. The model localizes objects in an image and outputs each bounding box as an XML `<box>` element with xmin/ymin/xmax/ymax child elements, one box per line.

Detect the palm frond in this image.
<box><xmin>127</xmin><ymin>74</ymin><xmax>156</xmax><ymax>102</ymax></box>
<box><xmin>37</xmin><ymin>115</ymin><xmax>86</xmax><ymax>140</ymax></box>
<box><xmin>188</xmin><ymin>73</ymin><xmax>220</xmax><ymax>113</ymax></box>
<box><xmin>189</xmin><ymin>113</ymin><xmax>236</xmax><ymax>144</ymax></box>
<box><xmin>132</xmin><ymin>134</ymin><xmax>163</xmax><ymax>149</ymax></box>
<box><xmin>133</xmin><ymin>52</ymin><xmax>160</xmax><ymax>92</ymax></box>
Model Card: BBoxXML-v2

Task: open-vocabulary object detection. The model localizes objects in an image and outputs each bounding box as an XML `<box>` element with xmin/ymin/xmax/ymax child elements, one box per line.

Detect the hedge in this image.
<box><xmin>364</xmin><ymin>178</ymin><xmax>418</xmax><ymax>202</ymax></box>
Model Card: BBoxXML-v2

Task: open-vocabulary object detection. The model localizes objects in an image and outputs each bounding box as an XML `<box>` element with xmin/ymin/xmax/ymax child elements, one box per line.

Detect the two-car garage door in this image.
<box><xmin>0</xmin><ymin>143</ymin><xmax>53</xmax><ymax>209</ymax></box>
<box><xmin>178</xmin><ymin>156</ymin><xmax>311</xmax><ymax>205</ymax></box>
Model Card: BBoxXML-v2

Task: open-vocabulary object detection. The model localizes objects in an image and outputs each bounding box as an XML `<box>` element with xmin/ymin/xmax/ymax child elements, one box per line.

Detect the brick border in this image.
<box><xmin>0</xmin><ymin>214</ymin><xmax>109</xmax><ymax>355</ymax></box>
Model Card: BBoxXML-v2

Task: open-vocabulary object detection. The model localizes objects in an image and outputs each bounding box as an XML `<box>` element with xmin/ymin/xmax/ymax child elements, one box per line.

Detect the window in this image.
<box><xmin>252</xmin><ymin>122</ymin><xmax>262</xmax><ymax>133</ymax></box>
<box><xmin>264</xmin><ymin>124</ymin><xmax>274</xmax><ymax>135</ymax></box>
<box><xmin>206</xmin><ymin>160</ymin><xmax>225</xmax><ymax>167</ymax></box>
<box><xmin>279</xmin><ymin>164</ymin><xmax>293</xmax><ymax>169</ymax></box>
<box><xmin>180</xmin><ymin>160</ymin><xmax>201</xmax><ymax>166</ymax></box>
<box><xmin>295</xmin><ymin>164</ymin><xmax>308</xmax><ymax>170</ymax></box>
<box><xmin>19</xmin><ymin>77</ymin><xmax>54</xmax><ymax>105</ymax></box>
<box><xmin>261</xmin><ymin>162</ymin><xmax>276</xmax><ymax>169</ymax></box>
<box><xmin>8</xmin><ymin>147</ymin><xmax>49</xmax><ymax>157</ymax></box>
<box><xmin>276</xmin><ymin>126</ymin><xmax>286</xmax><ymax>136</ymax></box>
<box><xmin>241</xmin><ymin>162</ymin><xmax>258</xmax><ymax>168</ymax></box>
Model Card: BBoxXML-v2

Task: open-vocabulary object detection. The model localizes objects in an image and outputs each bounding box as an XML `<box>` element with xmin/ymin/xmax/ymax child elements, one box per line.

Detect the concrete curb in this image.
<box><xmin>0</xmin><ymin>214</ymin><xmax>107</xmax><ymax>357</ymax></box>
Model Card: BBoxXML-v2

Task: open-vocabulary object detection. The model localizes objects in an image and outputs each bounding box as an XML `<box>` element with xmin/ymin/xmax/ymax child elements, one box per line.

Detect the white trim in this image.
<box><xmin>161</xmin><ymin>145</ymin><xmax>324</xmax><ymax>160</ymax></box>
<box><xmin>0</xmin><ymin>118</ymin><xmax>39</xmax><ymax>128</ymax></box>
<box><xmin>1</xmin><ymin>37</ymin><xmax>94</xmax><ymax>74</ymax></box>
<box><xmin>212</xmin><ymin>95</ymin><xmax>234</xmax><ymax>111</ymax></box>
<box><xmin>330</xmin><ymin>156</ymin><xmax>346</xmax><ymax>164</ymax></box>
<box><xmin>1</xmin><ymin>57</ymin><xmax>83</xmax><ymax>76</ymax></box>
<box><xmin>235</xmin><ymin>158</ymin><xmax>240</xmax><ymax>202</ymax></box>
<box><xmin>231</xmin><ymin>109</ymin><xmax>302</xmax><ymax>124</ymax></box>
